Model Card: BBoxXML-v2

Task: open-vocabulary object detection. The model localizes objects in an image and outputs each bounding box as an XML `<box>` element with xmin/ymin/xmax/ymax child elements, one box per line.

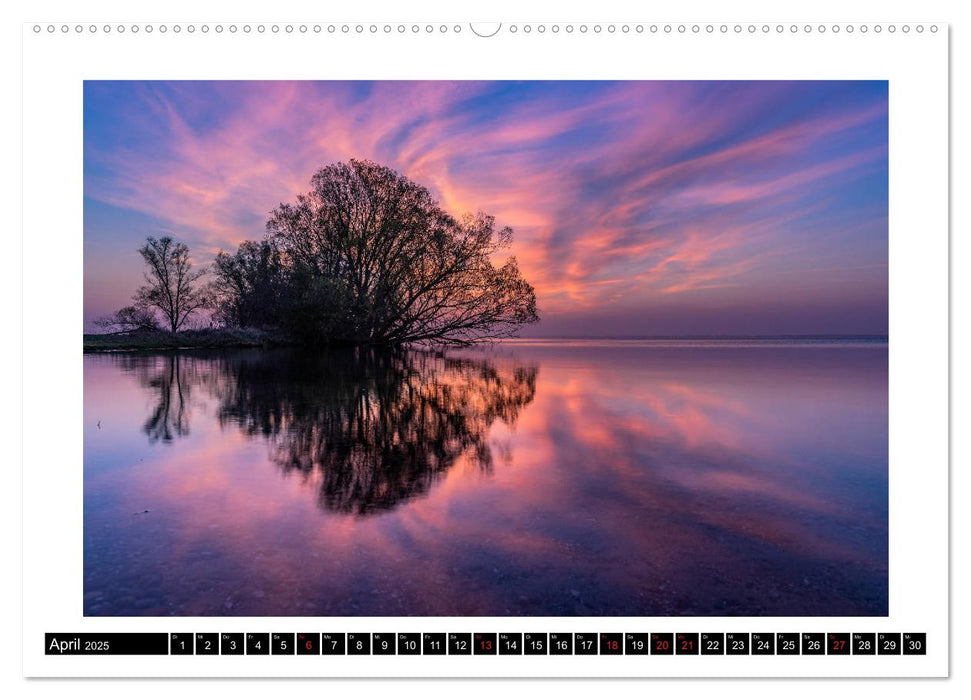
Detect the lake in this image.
<box><xmin>83</xmin><ymin>339</ymin><xmax>888</xmax><ymax>616</ymax></box>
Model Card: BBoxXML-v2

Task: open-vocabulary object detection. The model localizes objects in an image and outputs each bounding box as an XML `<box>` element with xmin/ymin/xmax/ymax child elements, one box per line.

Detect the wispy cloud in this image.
<box><xmin>84</xmin><ymin>80</ymin><xmax>888</xmax><ymax>334</ymax></box>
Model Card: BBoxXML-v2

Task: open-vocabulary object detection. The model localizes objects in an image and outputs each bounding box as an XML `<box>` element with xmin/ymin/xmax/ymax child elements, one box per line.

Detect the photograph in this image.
<box><xmin>82</xmin><ymin>80</ymin><xmax>889</xmax><ymax>617</ymax></box>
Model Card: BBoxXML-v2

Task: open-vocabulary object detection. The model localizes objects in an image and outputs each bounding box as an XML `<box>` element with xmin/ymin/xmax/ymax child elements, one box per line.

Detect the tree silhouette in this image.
<box><xmin>135</xmin><ymin>236</ymin><xmax>209</xmax><ymax>332</ymax></box>
<box><xmin>210</xmin><ymin>240</ymin><xmax>288</xmax><ymax>328</ymax></box>
<box><xmin>212</xmin><ymin>160</ymin><xmax>538</xmax><ymax>345</ymax></box>
<box><xmin>94</xmin><ymin>305</ymin><xmax>161</xmax><ymax>334</ymax></box>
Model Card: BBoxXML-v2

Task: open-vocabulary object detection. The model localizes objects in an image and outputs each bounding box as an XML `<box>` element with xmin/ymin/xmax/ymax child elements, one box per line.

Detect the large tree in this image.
<box><xmin>134</xmin><ymin>236</ymin><xmax>209</xmax><ymax>332</ymax></box>
<box><xmin>259</xmin><ymin>159</ymin><xmax>538</xmax><ymax>345</ymax></box>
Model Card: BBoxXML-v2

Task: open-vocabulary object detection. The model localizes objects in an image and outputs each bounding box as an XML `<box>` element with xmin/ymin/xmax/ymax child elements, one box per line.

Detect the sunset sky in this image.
<box><xmin>83</xmin><ymin>80</ymin><xmax>888</xmax><ymax>336</ymax></box>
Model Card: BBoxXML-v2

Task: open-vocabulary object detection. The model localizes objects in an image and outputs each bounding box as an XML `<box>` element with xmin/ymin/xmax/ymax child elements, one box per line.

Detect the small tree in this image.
<box><xmin>94</xmin><ymin>305</ymin><xmax>161</xmax><ymax>334</ymax></box>
<box><xmin>134</xmin><ymin>236</ymin><xmax>209</xmax><ymax>332</ymax></box>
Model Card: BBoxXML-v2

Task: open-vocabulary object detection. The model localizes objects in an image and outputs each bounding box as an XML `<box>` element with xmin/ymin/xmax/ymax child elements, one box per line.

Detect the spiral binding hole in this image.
<box><xmin>27</xmin><ymin>22</ymin><xmax>941</xmax><ymax>38</ymax></box>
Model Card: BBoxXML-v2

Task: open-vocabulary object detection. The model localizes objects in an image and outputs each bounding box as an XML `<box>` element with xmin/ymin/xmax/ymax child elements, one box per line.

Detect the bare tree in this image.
<box><xmin>263</xmin><ymin>159</ymin><xmax>539</xmax><ymax>345</ymax></box>
<box><xmin>94</xmin><ymin>305</ymin><xmax>160</xmax><ymax>334</ymax></box>
<box><xmin>134</xmin><ymin>236</ymin><xmax>209</xmax><ymax>332</ymax></box>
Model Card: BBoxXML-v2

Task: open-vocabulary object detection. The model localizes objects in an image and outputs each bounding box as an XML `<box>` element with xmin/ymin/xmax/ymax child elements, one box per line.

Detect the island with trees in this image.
<box><xmin>84</xmin><ymin>160</ymin><xmax>538</xmax><ymax>352</ymax></box>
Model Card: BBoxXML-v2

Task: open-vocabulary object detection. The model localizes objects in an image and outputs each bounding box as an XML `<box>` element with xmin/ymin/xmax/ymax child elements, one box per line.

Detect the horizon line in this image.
<box><xmin>507</xmin><ymin>333</ymin><xmax>888</xmax><ymax>340</ymax></box>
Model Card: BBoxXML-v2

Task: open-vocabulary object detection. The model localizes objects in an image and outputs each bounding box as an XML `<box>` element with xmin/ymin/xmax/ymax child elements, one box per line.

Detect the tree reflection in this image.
<box><xmin>119</xmin><ymin>354</ymin><xmax>194</xmax><ymax>443</ymax></box>
<box><xmin>124</xmin><ymin>348</ymin><xmax>538</xmax><ymax>515</ymax></box>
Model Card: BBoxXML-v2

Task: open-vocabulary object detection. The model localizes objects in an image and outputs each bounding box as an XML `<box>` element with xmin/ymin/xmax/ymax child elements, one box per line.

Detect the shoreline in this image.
<box><xmin>83</xmin><ymin>328</ymin><xmax>294</xmax><ymax>353</ymax></box>
<box><xmin>83</xmin><ymin>329</ymin><xmax>889</xmax><ymax>353</ymax></box>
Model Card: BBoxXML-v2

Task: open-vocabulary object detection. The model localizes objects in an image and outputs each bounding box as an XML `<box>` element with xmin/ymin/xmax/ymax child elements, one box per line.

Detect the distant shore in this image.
<box><xmin>83</xmin><ymin>328</ymin><xmax>293</xmax><ymax>353</ymax></box>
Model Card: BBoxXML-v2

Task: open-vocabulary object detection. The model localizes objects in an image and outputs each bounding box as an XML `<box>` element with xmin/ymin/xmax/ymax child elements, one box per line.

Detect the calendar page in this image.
<box><xmin>20</xmin><ymin>10</ymin><xmax>949</xmax><ymax>680</ymax></box>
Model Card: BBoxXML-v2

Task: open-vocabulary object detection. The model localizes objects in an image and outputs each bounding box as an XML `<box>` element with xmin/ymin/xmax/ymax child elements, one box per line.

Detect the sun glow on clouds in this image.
<box><xmin>84</xmin><ymin>80</ymin><xmax>888</xmax><ymax>334</ymax></box>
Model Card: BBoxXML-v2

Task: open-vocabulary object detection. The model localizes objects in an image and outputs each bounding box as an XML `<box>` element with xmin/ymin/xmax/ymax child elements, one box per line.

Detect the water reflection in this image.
<box><xmin>84</xmin><ymin>342</ymin><xmax>887</xmax><ymax>617</ymax></box>
<box><xmin>139</xmin><ymin>354</ymin><xmax>192</xmax><ymax>443</ymax></box>
<box><xmin>117</xmin><ymin>349</ymin><xmax>537</xmax><ymax>515</ymax></box>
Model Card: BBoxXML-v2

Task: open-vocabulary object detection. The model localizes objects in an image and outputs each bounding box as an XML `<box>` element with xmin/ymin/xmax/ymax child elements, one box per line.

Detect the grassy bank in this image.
<box><xmin>83</xmin><ymin>328</ymin><xmax>293</xmax><ymax>352</ymax></box>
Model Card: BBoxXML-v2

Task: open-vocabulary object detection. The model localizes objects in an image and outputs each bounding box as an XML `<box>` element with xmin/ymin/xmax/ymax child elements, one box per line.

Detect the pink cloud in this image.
<box><xmin>85</xmin><ymin>81</ymin><xmax>888</xmax><ymax>326</ymax></box>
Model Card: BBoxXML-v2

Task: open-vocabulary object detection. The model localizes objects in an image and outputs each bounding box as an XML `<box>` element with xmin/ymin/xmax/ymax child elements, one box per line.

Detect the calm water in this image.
<box><xmin>83</xmin><ymin>340</ymin><xmax>888</xmax><ymax>616</ymax></box>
